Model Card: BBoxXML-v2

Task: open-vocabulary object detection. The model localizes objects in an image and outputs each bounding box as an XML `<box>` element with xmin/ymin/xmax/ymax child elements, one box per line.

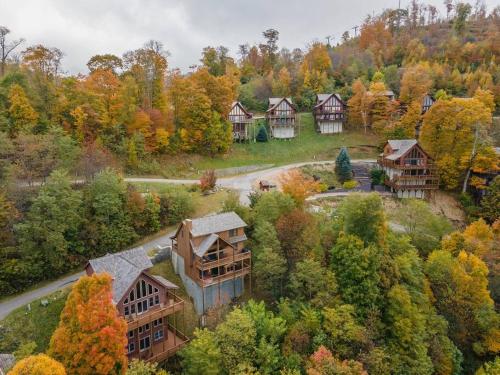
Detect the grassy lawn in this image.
<box><xmin>149</xmin><ymin>261</ymin><xmax>199</xmax><ymax>336</ymax></box>
<box><xmin>0</xmin><ymin>289</ymin><xmax>69</xmax><ymax>353</ymax></box>
<box><xmin>153</xmin><ymin>113</ymin><xmax>380</xmax><ymax>178</ymax></box>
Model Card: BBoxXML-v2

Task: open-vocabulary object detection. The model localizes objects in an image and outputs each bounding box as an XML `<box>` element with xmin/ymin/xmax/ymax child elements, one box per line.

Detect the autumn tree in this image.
<box><xmin>179</xmin><ymin>328</ymin><xmax>221</xmax><ymax>375</ymax></box>
<box><xmin>7</xmin><ymin>84</ymin><xmax>38</xmax><ymax>136</ymax></box>
<box><xmin>399</xmin><ymin>63</ymin><xmax>433</xmax><ymax>105</ymax></box>
<box><xmin>8</xmin><ymin>354</ymin><xmax>66</xmax><ymax>375</ymax></box>
<box><xmin>279</xmin><ymin>169</ymin><xmax>320</xmax><ymax>205</ymax></box>
<box><xmin>49</xmin><ymin>273</ymin><xmax>128</xmax><ymax>375</ymax></box>
<box><xmin>0</xmin><ymin>26</ymin><xmax>24</xmax><ymax>77</ymax></box>
<box><xmin>420</xmin><ymin>96</ymin><xmax>492</xmax><ymax>189</ymax></box>
<box><xmin>348</xmin><ymin>79</ymin><xmax>371</xmax><ymax>132</ymax></box>
<box><xmin>307</xmin><ymin>346</ymin><xmax>367</xmax><ymax>375</ymax></box>
<box><xmin>87</xmin><ymin>54</ymin><xmax>123</xmax><ymax>73</ymax></box>
<box><xmin>253</xmin><ymin>247</ymin><xmax>287</xmax><ymax>298</ymax></box>
<box><xmin>480</xmin><ymin>176</ymin><xmax>499</xmax><ymax>224</ymax></box>
<box><xmin>272</xmin><ymin>67</ymin><xmax>292</xmax><ymax>97</ymax></box>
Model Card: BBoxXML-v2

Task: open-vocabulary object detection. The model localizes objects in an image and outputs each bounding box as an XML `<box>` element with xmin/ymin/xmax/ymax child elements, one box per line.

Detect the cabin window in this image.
<box><xmin>139</xmin><ymin>337</ymin><xmax>150</xmax><ymax>351</ymax></box>
<box><xmin>229</xmin><ymin>228</ymin><xmax>238</xmax><ymax>237</ymax></box>
<box><xmin>128</xmin><ymin>330</ymin><xmax>134</xmax><ymax>338</ymax></box>
<box><xmin>137</xmin><ymin>302</ymin><xmax>142</xmax><ymax>314</ymax></box>
<box><xmin>154</xmin><ymin>329</ymin><xmax>164</xmax><ymax>341</ymax></box>
<box><xmin>124</xmin><ymin>306</ymin><xmax>129</xmax><ymax>316</ymax></box>
<box><xmin>154</xmin><ymin>287</ymin><xmax>159</xmax><ymax>293</ymax></box>
<box><xmin>148</xmin><ymin>284</ymin><xmax>153</xmax><ymax>295</ymax></box>
<box><xmin>141</xmin><ymin>280</ymin><xmax>147</xmax><ymax>297</ymax></box>
<box><xmin>153</xmin><ymin>318</ymin><xmax>163</xmax><ymax>327</ymax></box>
<box><xmin>149</xmin><ymin>297</ymin><xmax>154</xmax><ymax>307</ymax></box>
<box><xmin>124</xmin><ymin>298</ymin><xmax>128</xmax><ymax>305</ymax></box>
<box><xmin>142</xmin><ymin>300</ymin><xmax>148</xmax><ymax>312</ymax></box>
<box><xmin>136</xmin><ymin>283</ymin><xmax>141</xmax><ymax>299</ymax></box>
<box><xmin>130</xmin><ymin>304</ymin><xmax>135</xmax><ymax>314</ymax></box>
<box><xmin>128</xmin><ymin>343</ymin><xmax>135</xmax><ymax>353</ymax></box>
<box><xmin>129</xmin><ymin>290</ymin><xmax>135</xmax><ymax>302</ymax></box>
<box><xmin>154</xmin><ymin>295</ymin><xmax>160</xmax><ymax>305</ymax></box>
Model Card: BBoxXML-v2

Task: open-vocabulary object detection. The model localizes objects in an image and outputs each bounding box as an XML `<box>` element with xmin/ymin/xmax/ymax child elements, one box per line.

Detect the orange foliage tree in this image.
<box><xmin>8</xmin><ymin>354</ymin><xmax>66</xmax><ymax>375</ymax></box>
<box><xmin>307</xmin><ymin>346</ymin><xmax>367</xmax><ymax>375</ymax></box>
<box><xmin>48</xmin><ymin>273</ymin><xmax>128</xmax><ymax>375</ymax></box>
<box><xmin>279</xmin><ymin>169</ymin><xmax>320</xmax><ymax>205</ymax></box>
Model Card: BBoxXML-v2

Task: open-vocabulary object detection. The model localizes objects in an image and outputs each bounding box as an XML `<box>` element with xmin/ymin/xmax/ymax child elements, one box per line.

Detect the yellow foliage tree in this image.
<box><xmin>8</xmin><ymin>354</ymin><xmax>66</xmax><ymax>375</ymax></box>
<box><xmin>279</xmin><ymin>169</ymin><xmax>320</xmax><ymax>205</ymax></box>
<box><xmin>348</xmin><ymin>79</ymin><xmax>371</xmax><ymax>132</ymax></box>
<box><xmin>7</xmin><ymin>84</ymin><xmax>38</xmax><ymax>137</ymax></box>
<box><xmin>399</xmin><ymin>62</ymin><xmax>433</xmax><ymax>104</ymax></box>
<box><xmin>272</xmin><ymin>67</ymin><xmax>292</xmax><ymax>97</ymax></box>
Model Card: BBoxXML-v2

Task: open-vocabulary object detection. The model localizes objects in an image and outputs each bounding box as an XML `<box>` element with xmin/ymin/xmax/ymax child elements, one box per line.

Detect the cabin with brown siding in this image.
<box><xmin>85</xmin><ymin>248</ymin><xmax>187</xmax><ymax>364</ymax></box>
<box><xmin>313</xmin><ymin>93</ymin><xmax>345</xmax><ymax>134</ymax></box>
<box><xmin>378</xmin><ymin>139</ymin><xmax>439</xmax><ymax>198</ymax></box>
<box><xmin>266</xmin><ymin>97</ymin><xmax>297</xmax><ymax>139</ymax></box>
<box><xmin>229</xmin><ymin>102</ymin><xmax>253</xmax><ymax>141</ymax></box>
<box><xmin>171</xmin><ymin>212</ymin><xmax>250</xmax><ymax>316</ymax></box>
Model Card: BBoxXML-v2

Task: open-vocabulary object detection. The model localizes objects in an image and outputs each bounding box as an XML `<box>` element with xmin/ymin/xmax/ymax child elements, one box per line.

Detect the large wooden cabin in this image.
<box><xmin>171</xmin><ymin>212</ymin><xmax>251</xmax><ymax>316</ymax></box>
<box><xmin>266</xmin><ymin>97</ymin><xmax>297</xmax><ymax>139</ymax></box>
<box><xmin>378</xmin><ymin>139</ymin><xmax>439</xmax><ymax>198</ymax></box>
<box><xmin>229</xmin><ymin>102</ymin><xmax>253</xmax><ymax>141</ymax></box>
<box><xmin>85</xmin><ymin>248</ymin><xmax>188</xmax><ymax>364</ymax></box>
<box><xmin>313</xmin><ymin>93</ymin><xmax>345</xmax><ymax>134</ymax></box>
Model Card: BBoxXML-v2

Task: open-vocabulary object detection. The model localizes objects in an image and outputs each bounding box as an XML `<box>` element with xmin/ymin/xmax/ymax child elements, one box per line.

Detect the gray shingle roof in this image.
<box><xmin>386</xmin><ymin>139</ymin><xmax>418</xmax><ymax>160</ymax></box>
<box><xmin>88</xmin><ymin>247</ymin><xmax>153</xmax><ymax>303</ymax></box>
<box><xmin>314</xmin><ymin>93</ymin><xmax>343</xmax><ymax>108</ymax></box>
<box><xmin>190</xmin><ymin>212</ymin><xmax>247</xmax><ymax>237</ymax></box>
<box><xmin>150</xmin><ymin>275</ymin><xmax>179</xmax><ymax>289</ymax></box>
<box><xmin>0</xmin><ymin>354</ymin><xmax>14</xmax><ymax>375</ymax></box>
<box><xmin>268</xmin><ymin>97</ymin><xmax>293</xmax><ymax>111</ymax></box>
<box><xmin>194</xmin><ymin>233</ymin><xmax>220</xmax><ymax>257</ymax></box>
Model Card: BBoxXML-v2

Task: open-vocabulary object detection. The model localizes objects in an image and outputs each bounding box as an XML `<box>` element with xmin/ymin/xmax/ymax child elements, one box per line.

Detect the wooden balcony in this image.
<box><xmin>195</xmin><ymin>250</ymin><xmax>251</xmax><ymax>270</ymax></box>
<box><xmin>378</xmin><ymin>156</ymin><xmax>437</xmax><ymax>171</ymax></box>
<box><xmin>200</xmin><ymin>266</ymin><xmax>251</xmax><ymax>286</ymax></box>
<box><xmin>229</xmin><ymin>117</ymin><xmax>253</xmax><ymax>124</ymax></box>
<box><xmin>385</xmin><ymin>175</ymin><xmax>439</xmax><ymax>190</ymax></box>
<box><xmin>125</xmin><ymin>294</ymin><xmax>184</xmax><ymax>331</ymax></box>
<box><xmin>133</xmin><ymin>324</ymin><xmax>189</xmax><ymax>364</ymax></box>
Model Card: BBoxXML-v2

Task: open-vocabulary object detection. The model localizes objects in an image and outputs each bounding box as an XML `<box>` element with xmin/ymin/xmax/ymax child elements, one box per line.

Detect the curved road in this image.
<box><xmin>0</xmin><ymin>159</ymin><xmax>376</xmax><ymax>319</ymax></box>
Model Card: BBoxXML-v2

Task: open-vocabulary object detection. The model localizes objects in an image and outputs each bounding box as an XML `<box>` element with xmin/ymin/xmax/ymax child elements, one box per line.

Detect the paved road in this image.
<box><xmin>0</xmin><ymin>159</ymin><xmax>377</xmax><ymax>319</ymax></box>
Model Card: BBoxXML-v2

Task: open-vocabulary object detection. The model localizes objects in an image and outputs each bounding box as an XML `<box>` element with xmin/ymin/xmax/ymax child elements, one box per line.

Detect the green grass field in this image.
<box><xmin>0</xmin><ymin>289</ymin><xmax>69</xmax><ymax>353</ymax></box>
<box><xmin>153</xmin><ymin>113</ymin><xmax>380</xmax><ymax>178</ymax></box>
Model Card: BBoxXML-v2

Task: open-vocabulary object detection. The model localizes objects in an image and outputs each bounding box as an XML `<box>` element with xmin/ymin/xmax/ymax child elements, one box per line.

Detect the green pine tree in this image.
<box><xmin>256</xmin><ymin>125</ymin><xmax>269</xmax><ymax>142</ymax></box>
<box><xmin>335</xmin><ymin>147</ymin><xmax>353</xmax><ymax>182</ymax></box>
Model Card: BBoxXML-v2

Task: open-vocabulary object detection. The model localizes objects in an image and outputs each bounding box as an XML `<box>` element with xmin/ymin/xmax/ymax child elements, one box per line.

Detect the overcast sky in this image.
<box><xmin>1</xmin><ymin>0</ymin><xmax>498</xmax><ymax>75</ymax></box>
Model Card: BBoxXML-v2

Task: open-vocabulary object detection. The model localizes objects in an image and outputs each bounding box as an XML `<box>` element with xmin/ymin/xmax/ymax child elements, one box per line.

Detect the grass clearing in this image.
<box><xmin>150</xmin><ymin>113</ymin><xmax>380</xmax><ymax>178</ymax></box>
<box><xmin>0</xmin><ymin>289</ymin><xmax>69</xmax><ymax>353</ymax></box>
<box><xmin>149</xmin><ymin>261</ymin><xmax>199</xmax><ymax>336</ymax></box>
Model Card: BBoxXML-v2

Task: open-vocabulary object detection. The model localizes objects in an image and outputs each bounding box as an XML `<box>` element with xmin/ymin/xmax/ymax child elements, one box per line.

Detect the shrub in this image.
<box><xmin>318</xmin><ymin>183</ymin><xmax>329</xmax><ymax>192</ymax></box>
<box><xmin>256</xmin><ymin>125</ymin><xmax>269</xmax><ymax>142</ymax></box>
<box><xmin>370</xmin><ymin>169</ymin><xmax>385</xmax><ymax>185</ymax></box>
<box><xmin>200</xmin><ymin>170</ymin><xmax>217</xmax><ymax>192</ymax></box>
<box><xmin>335</xmin><ymin>147</ymin><xmax>353</xmax><ymax>182</ymax></box>
<box><xmin>343</xmin><ymin>180</ymin><xmax>358</xmax><ymax>189</ymax></box>
<box><xmin>159</xmin><ymin>188</ymin><xmax>195</xmax><ymax>225</ymax></box>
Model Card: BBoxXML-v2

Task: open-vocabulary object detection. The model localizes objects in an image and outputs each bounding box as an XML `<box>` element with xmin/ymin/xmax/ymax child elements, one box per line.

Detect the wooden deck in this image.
<box><xmin>134</xmin><ymin>326</ymin><xmax>189</xmax><ymax>364</ymax></box>
<box><xmin>126</xmin><ymin>298</ymin><xmax>184</xmax><ymax>331</ymax></box>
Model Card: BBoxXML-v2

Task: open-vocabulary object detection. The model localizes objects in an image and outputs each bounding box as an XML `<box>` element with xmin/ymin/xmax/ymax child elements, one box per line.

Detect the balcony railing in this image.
<box><xmin>199</xmin><ymin>266</ymin><xmax>251</xmax><ymax>286</ymax></box>
<box><xmin>378</xmin><ymin>157</ymin><xmax>437</xmax><ymax>171</ymax></box>
<box><xmin>385</xmin><ymin>175</ymin><xmax>439</xmax><ymax>190</ymax></box>
<box><xmin>125</xmin><ymin>293</ymin><xmax>184</xmax><ymax>330</ymax></box>
<box><xmin>195</xmin><ymin>250</ymin><xmax>251</xmax><ymax>269</ymax></box>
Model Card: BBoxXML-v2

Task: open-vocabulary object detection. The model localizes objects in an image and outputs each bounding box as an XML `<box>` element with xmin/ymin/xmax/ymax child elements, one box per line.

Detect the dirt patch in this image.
<box><xmin>427</xmin><ymin>191</ymin><xmax>466</xmax><ymax>228</ymax></box>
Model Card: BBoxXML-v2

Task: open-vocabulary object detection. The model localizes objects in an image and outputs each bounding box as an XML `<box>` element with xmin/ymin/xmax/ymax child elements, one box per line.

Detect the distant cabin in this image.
<box><xmin>367</xmin><ymin>90</ymin><xmax>395</xmax><ymax>101</ymax></box>
<box><xmin>266</xmin><ymin>97</ymin><xmax>297</xmax><ymax>139</ymax></box>
<box><xmin>229</xmin><ymin>102</ymin><xmax>253</xmax><ymax>141</ymax></box>
<box><xmin>313</xmin><ymin>93</ymin><xmax>345</xmax><ymax>134</ymax></box>
<box><xmin>378</xmin><ymin>139</ymin><xmax>439</xmax><ymax>199</ymax></box>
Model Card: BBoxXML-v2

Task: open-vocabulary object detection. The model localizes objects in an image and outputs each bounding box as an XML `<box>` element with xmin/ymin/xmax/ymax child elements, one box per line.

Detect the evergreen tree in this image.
<box><xmin>256</xmin><ymin>124</ymin><xmax>268</xmax><ymax>142</ymax></box>
<box><xmin>335</xmin><ymin>147</ymin><xmax>353</xmax><ymax>182</ymax></box>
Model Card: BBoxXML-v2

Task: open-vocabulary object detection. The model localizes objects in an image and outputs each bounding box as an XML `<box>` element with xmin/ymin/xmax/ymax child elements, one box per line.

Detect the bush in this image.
<box><xmin>200</xmin><ymin>170</ymin><xmax>217</xmax><ymax>192</ymax></box>
<box><xmin>343</xmin><ymin>180</ymin><xmax>358</xmax><ymax>189</ymax></box>
<box><xmin>318</xmin><ymin>183</ymin><xmax>329</xmax><ymax>192</ymax></box>
<box><xmin>159</xmin><ymin>188</ymin><xmax>195</xmax><ymax>225</ymax></box>
<box><xmin>370</xmin><ymin>169</ymin><xmax>385</xmax><ymax>185</ymax></box>
<box><xmin>256</xmin><ymin>125</ymin><xmax>269</xmax><ymax>142</ymax></box>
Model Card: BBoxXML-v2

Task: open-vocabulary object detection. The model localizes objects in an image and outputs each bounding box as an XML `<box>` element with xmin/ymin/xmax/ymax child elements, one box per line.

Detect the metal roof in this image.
<box><xmin>190</xmin><ymin>212</ymin><xmax>247</xmax><ymax>237</ymax></box>
<box><xmin>150</xmin><ymin>275</ymin><xmax>179</xmax><ymax>289</ymax></box>
<box><xmin>386</xmin><ymin>139</ymin><xmax>418</xmax><ymax>160</ymax></box>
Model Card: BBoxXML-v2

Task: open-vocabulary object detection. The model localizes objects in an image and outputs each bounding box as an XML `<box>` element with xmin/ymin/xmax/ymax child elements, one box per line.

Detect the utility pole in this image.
<box><xmin>352</xmin><ymin>25</ymin><xmax>359</xmax><ymax>37</ymax></box>
<box><xmin>325</xmin><ymin>35</ymin><xmax>332</xmax><ymax>47</ymax></box>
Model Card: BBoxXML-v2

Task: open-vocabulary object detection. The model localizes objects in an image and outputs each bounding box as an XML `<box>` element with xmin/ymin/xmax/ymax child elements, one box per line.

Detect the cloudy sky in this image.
<box><xmin>1</xmin><ymin>0</ymin><xmax>497</xmax><ymax>75</ymax></box>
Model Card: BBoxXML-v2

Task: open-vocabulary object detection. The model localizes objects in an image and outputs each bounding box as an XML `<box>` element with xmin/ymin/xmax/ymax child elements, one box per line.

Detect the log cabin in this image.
<box><xmin>421</xmin><ymin>94</ymin><xmax>434</xmax><ymax>114</ymax></box>
<box><xmin>171</xmin><ymin>212</ymin><xmax>250</xmax><ymax>316</ymax></box>
<box><xmin>85</xmin><ymin>248</ymin><xmax>188</xmax><ymax>364</ymax></box>
<box><xmin>266</xmin><ymin>97</ymin><xmax>297</xmax><ymax>139</ymax></box>
<box><xmin>313</xmin><ymin>93</ymin><xmax>345</xmax><ymax>134</ymax></box>
<box><xmin>378</xmin><ymin>139</ymin><xmax>439</xmax><ymax>198</ymax></box>
<box><xmin>229</xmin><ymin>101</ymin><xmax>253</xmax><ymax>141</ymax></box>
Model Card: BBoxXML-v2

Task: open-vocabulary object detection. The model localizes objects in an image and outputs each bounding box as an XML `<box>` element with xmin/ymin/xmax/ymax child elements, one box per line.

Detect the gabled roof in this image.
<box><xmin>190</xmin><ymin>212</ymin><xmax>247</xmax><ymax>237</ymax></box>
<box><xmin>192</xmin><ymin>233</ymin><xmax>234</xmax><ymax>257</ymax></box>
<box><xmin>0</xmin><ymin>354</ymin><xmax>14</xmax><ymax>375</ymax></box>
<box><xmin>150</xmin><ymin>275</ymin><xmax>179</xmax><ymax>289</ymax></box>
<box><xmin>230</xmin><ymin>101</ymin><xmax>252</xmax><ymax>117</ymax></box>
<box><xmin>385</xmin><ymin>139</ymin><xmax>418</xmax><ymax>160</ymax></box>
<box><xmin>267</xmin><ymin>97</ymin><xmax>295</xmax><ymax>112</ymax></box>
<box><xmin>314</xmin><ymin>93</ymin><xmax>345</xmax><ymax>108</ymax></box>
<box><xmin>87</xmin><ymin>247</ymin><xmax>153</xmax><ymax>303</ymax></box>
